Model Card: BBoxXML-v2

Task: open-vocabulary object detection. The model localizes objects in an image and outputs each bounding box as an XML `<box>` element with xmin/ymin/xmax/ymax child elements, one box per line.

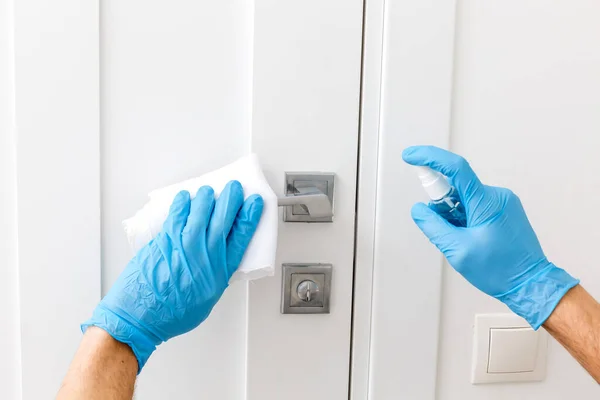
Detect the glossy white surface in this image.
<box><xmin>101</xmin><ymin>2</ymin><xmax>253</xmax><ymax>398</ymax></box>
<box><xmin>2</xmin><ymin>1</ymin><xmax>362</xmax><ymax>398</ymax></box>
<box><xmin>101</xmin><ymin>1</ymin><xmax>362</xmax><ymax>399</ymax></box>
<box><xmin>5</xmin><ymin>1</ymin><xmax>101</xmax><ymax>398</ymax></box>
<box><xmin>0</xmin><ymin>0</ymin><xmax>21</xmax><ymax>398</ymax></box>
<box><xmin>248</xmin><ymin>1</ymin><xmax>363</xmax><ymax>399</ymax></box>
<box><xmin>368</xmin><ymin>0</ymin><xmax>600</xmax><ymax>398</ymax></box>
<box><xmin>365</xmin><ymin>0</ymin><xmax>456</xmax><ymax>398</ymax></box>
<box><xmin>439</xmin><ymin>1</ymin><xmax>600</xmax><ymax>397</ymax></box>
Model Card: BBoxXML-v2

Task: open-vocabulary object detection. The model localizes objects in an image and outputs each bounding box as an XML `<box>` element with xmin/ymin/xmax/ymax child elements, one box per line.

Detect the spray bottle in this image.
<box><xmin>414</xmin><ymin>166</ymin><xmax>467</xmax><ymax>227</ymax></box>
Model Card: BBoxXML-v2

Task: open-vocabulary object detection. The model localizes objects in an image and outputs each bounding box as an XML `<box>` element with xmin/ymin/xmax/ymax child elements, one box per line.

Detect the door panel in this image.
<box><xmin>437</xmin><ymin>1</ymin><xmax>600</xmax><ymax>398</ymax></box>
<box><xmin>11</xmin><ymin>1</ymin><xmax>101</xmax><ymax>398</ymax></box>
<box><xmin>360</xmin><ymin>1</ymin><xmax>600</xmax><ymax>399</ymax></box>
<box><xmin>0</xmin><ymin>0</ymin><xmax>20</xmax><ymax>398</ymax></box>
<box><xmin>360</xmin><ymin>1</ymin><xmax>456</xmax><ymax>398</ymax></box>
<box><xmin>101</xmin><ymin>2</ymin><xmax>253</xmax><ymax>398</ymax></box>
<box><xmin>2</xmin><ymin>1</ymin><xmax>363</xmax><ymax>398</ymax></box>
<box><xmin>100</xmin><ymin>1</ymin><xmax>363</xmax><ymax>399</ymax></box>
<box><xmin>248</xmin><ymin>2</ymin><xmax>363</xmax><ymax>399</ymax></box>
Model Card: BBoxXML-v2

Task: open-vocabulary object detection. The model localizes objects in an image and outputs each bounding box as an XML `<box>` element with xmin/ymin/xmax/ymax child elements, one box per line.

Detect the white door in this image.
<box><xmin>1</xmin><ymin>1</ymin><xmax>364</xmax><ymax>399</ymax></box>
<box><xmin>354</xmin><ymin>0</ymin><xmax>600</xmax><ymax>399</ymax></box>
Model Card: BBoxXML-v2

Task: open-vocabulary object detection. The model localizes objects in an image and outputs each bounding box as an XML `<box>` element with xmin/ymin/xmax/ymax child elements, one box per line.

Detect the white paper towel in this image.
<box><xmin>122</xmin><ymin>154</ymin><xmax>278</xmax><ymax>281</ymax></box>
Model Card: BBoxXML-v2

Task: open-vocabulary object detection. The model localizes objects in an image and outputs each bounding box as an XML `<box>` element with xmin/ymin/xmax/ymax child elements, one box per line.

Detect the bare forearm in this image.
<box><xmin>543</xmin><ymin>284</ymin><xmax>600</xmax><ymax>383</ymax></box>
<box><xmin>57</xmin><ymin>327</ymin><xmax>138</xmax><ymax>400</ymax></box>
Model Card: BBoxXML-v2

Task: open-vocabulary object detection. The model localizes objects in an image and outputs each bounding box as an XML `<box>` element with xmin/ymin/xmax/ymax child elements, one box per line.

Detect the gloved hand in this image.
<box><xmin>403</xmin><ymin>146</ymin><xmax>578</xmax><ymax>329</ymax></box>
<box><xmin>82</xmin><ymin>181</ymin><xmax>264</xmax><ymax>372</ymax></box>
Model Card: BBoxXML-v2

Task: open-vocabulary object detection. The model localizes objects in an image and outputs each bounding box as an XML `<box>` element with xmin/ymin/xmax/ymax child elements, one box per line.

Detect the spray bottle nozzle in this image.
<box><xmin>413</xmin><ymin>166</ymin><xmax>452</xmax><ymax>201</ymax></box>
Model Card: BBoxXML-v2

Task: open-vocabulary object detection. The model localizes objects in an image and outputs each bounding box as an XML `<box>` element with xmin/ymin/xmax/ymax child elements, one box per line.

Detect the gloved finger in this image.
<box><xmin>225</xmin><ymin>194</ymin><xmax>264</xmax><ymax>278</ymax></box>
<box><xmin>411</xmin><ymin>202</ymin><xmax>457</xmax><ymax>252</ymax></box>
<box><xmin>163</xmin><ymin>190</ymin><xmax>192</xmax><ymax>238</ymax></box>
<box><xmin>207</xmin><ymin>180</ymin><xmax>245</xmax><ymax>250</ymax></box>
<box><xmin>402</xmin><ymin>145</ymin><xmax>484</xmax><ymax>204</ymax></box>
<box><xmin>182</xmin><ymin>186</ymin><xmax>215</xmax><ymax>238</ymax></box>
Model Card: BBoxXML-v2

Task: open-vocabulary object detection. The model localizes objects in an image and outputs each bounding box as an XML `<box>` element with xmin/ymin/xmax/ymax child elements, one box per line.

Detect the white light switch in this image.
<box><xmin>488</xmin><ymin>328</ymin><xmax>538</xmax><ymax>373</ymax></box>
<box><xmin>472</xmin><ymin>314</ymin><xmax>548</xmax><ymax>384</ymax></box>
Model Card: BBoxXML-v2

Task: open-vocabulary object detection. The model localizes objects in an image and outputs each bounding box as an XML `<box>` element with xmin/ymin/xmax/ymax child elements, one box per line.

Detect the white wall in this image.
<box><xmin>0</xmin><ymin>0</ymin><xmax>22</xmax><ymax>398</ymax></box>
<box><xmin>437</xmin><ymin>1</ymin><xmax>600</xmax><ymax>398</ymax></box>
<box><xmin>368</xmin><ymin>0</ymin><xmax>600</xmax><ymax>399</ymax></box>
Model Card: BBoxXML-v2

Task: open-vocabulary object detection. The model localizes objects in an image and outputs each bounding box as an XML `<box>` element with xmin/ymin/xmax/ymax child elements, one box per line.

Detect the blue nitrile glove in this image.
<box><xmin>402</xmin><ymin>146</ymin><xmax>579</xmax><ymax>329</ymax></box>
<box><xmin>82</xmin><ymin>181</ymin><xmax>264</xmax><ymax>372</ymax></box>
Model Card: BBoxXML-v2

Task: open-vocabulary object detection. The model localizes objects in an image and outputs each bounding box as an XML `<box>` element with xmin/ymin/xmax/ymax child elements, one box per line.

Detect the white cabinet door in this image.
<box><xmin>1</xmin><ymin>1</ymin><xmax>364</xmax><ymax>399</ymax></box>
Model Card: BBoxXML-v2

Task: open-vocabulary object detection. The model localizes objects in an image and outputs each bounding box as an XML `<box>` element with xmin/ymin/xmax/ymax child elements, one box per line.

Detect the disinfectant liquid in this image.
<box><xmin>413</xmin><ymin>166</ymin><xmax>467</xmax><ymax>227</ymax></box>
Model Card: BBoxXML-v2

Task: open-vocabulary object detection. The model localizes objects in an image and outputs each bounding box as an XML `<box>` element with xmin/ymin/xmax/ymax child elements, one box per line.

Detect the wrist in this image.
<box><xmin>58</xmin><ymin>326</ymin><xmax>138</xmax><ymax>399</ymax></box>
<box><xmin>495</xmin><ymin>263</ymin><xmax>579</xmax><ymax>330</ymax></box>
<box><xmin>543</xmin><ymin>284</ymin><xmax>584</xmax><ymax>332</ymax></box>
<box><xmin>81</xmin><ymin>304</ymin><xmax>159</xmax><ymax>373</ymax></box>
<box><xmin>83</xmin><ymin>326</ymin><xmax>138</xmax><ymax>367</ymax></box>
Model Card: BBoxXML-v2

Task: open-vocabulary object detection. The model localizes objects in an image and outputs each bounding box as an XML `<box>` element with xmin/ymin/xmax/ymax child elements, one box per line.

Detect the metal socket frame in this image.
<box><xmin>281</xmin><ymin>263</ymin><xmax>332</xmax><ymax>314</ymax></box>
<box><xmin>283</xmin><ymin>172</ymin><xmax>335</xmax><ymax>222</ymax></box>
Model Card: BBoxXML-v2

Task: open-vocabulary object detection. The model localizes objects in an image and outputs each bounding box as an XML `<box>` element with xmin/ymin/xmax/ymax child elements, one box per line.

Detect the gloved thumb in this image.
<box><xmin>410</xmin><ymin>202</ymin><xmax>457</xmax><ymax>252</ymax></box>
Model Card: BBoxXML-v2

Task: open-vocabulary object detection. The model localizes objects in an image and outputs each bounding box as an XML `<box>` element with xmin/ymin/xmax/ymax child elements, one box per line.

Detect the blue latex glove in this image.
<box><xmin>403</xmin><ymin>146</ymin><xmax>578</xmax><ymax>329</ymax></box>
<box><xmin>82</xmin><ymin>181</ymin><xmax>264</xmax><ymax>372</ymax></box>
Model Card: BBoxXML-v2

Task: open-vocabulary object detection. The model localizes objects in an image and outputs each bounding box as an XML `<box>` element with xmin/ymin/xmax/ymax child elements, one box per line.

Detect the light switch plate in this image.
<box><xmin>472</xmin><ymin>314</ymin><xmax>548</xmax><ymax>384</ymax></box>
<box><xmin>488</xmin><ymin>328</ymin><xmax>539</xmax><ymax>373</ymax></box>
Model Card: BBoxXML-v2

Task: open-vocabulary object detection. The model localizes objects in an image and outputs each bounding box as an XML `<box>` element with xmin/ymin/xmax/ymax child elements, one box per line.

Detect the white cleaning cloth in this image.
<box><xmin>122</xmin><ymin>154</ymin><xmax>278</xmax><ymax>281</ymax></box>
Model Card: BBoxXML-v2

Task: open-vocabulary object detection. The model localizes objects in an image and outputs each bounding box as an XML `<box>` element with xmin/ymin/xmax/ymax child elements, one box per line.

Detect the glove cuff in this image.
<box><xmin>81</xmin><ymin>305</ymin><xmax>159</xmax><ymax>373</ymax></box>
<box><xmin>496</xmin><ymin>263</ymin><xmax>579</xmax><ymax>330</ymax></box>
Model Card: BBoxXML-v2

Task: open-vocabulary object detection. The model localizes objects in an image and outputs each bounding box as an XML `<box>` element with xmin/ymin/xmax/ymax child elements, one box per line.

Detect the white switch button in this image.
<box><xmin>488</xmin><ymin>328</ymin><xmax>539</xmax><ymax>373</ymax></box>
<box><xmin>472</xmin><ymin>314</ymin><xmax>548</xmax><ymax>384</ymax></box>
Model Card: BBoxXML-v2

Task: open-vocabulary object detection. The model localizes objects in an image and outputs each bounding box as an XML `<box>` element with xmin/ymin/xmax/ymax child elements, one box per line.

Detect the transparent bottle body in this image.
<box><xmin>429</xmin><ymin>186</ymin><xmax>467</xmax><ymax>227</ymax></box>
